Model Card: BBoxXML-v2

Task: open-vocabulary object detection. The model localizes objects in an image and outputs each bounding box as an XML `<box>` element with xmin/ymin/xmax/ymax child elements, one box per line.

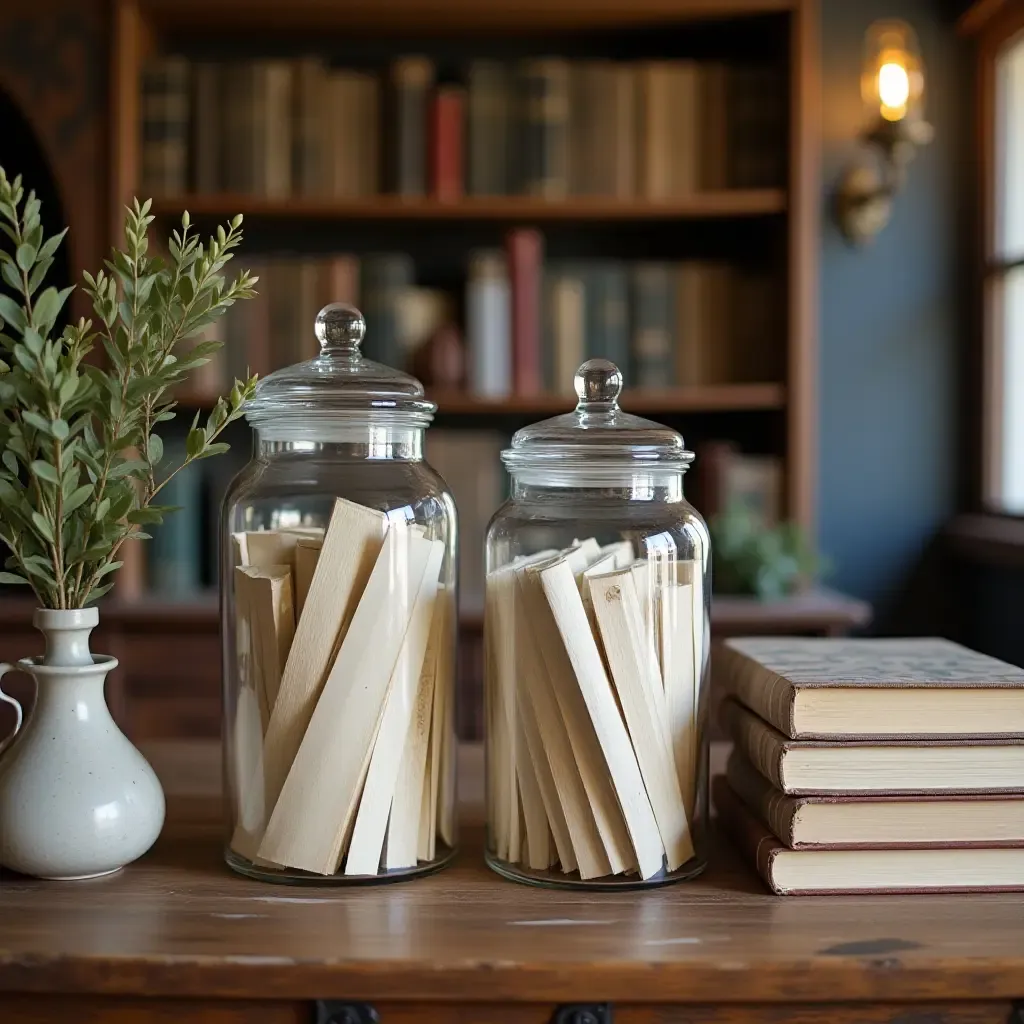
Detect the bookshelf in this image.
<box><xmin>99</xmin><ymin>0</ymin><xmax>820</xmax><ymax>731</ymax></box>
<box><xmin>150</xmin><ymin>190</ymin><xmax>787</xmax><ymax>222</ymax></box>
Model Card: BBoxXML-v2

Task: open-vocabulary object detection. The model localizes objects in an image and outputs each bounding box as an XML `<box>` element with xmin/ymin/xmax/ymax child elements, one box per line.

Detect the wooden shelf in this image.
<box><xmin>171</xmin><ymin>383</ymin><xmax>785</xmax><ymax>415</ymax></box>
<box><xmin>150</xmin><ymin>191</ymin><xmax>786</xmax><ymax>224</ymax></box>
<box><xmin>141</xmin><ymin>0</ymin><xmax>795</xmax><ymax>34</ymax></box>
<box><xmin>428</xmin><ymin>383</ymin><xmax>786</xmax><ymax>414</ymax></box>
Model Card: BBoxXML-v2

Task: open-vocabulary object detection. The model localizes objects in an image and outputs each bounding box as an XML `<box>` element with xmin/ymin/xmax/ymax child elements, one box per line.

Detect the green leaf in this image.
<box><xmin>0</xmin><ymin>572</ymin><xmax>28</xmax><ymax>585</ymax></box>
<box><xmin>22</xmin><ymin>410</ymin><xmax>49</xmax><ymax>433</ymax></box>
<box><xmin>15</xmin><ymin>242</ymin><xmax>35</xmax><ymax>272</ymax></box>
<box><xmin>50</xmin><ymin>419</ymin><xmax>69</xmax><ymax>440</ymax></box>
<box><xmin>0</xmin><ymin>294</ymin><xmax>26</xmax><ymax>330</ymax></box>
<box><xmin>109</xmin><ymin>458</ymin><xmax>146</xmax><ymax>480</ymax></box>
<box><xmin>1</xmin><ymin>259</ymin><xmax>21</xmax><ymax>291</ymax></box>
<box><xmin>27</xmin><ymin>256</ymin><xmax>53</xmax><ymax>295</ymax></box>
<box><xmin>93</xmin><ymin>560</ymin><xmax>123</xmax><ymax>579</ymax></box>
<box><xmin>147</xmin><ymin>432</ymin><xmax>163</xmax><ymax>465</ymax></box>
<box><xmin>94</xmin><ymin>497</ymin><xmax>110</xmax><ymax>521</ymax></box>
<box><xmin>63</xmin><ymin>484</ymin><xmax>93</xmax><ymax>514</ymax></box>
<box><xmin>2</xmin><ymin>450</ymin><xmax>17</xmax><ymax>475</ymax></box>
<box><xmin>37</xmin><ymin>228</ymin><xmax>67</xmax><ymax>262</ymax></box>
<box><xmin>126</xmin><ymin>508</ymin><xmax>164</xmax><ymax>525</ymax></box>
<box><xmin>30</xmin><ymin>461</ymin><xmax>60</xmax><ymax>485</ymax></box>
<box><xmin>30</xmin><ymin>511</ymin><xmax>54</xmax><ymax>543</ymax></box>
<box><xmin>33</xmin><ymin>284</ymin><xmax>73</xmax><ymax>328</ymax></box>
<box><xmin>193</xmin><ymin>442</ymin><xmax>230</xmax><ymax>460</ymax></box>
<box><xmin>186</xmin><ymin>427</ymin><xmax>205</xmax><ymax>458</ymax></box>
<box><xmin>83</xmin><ymin>580</ymin><xmax>116</xmax><ymax>604</ymax></box>
<box><xmin>22</xmin><ymin>327</ymin><xmax>43</xmax><ymax>355</ymax></box>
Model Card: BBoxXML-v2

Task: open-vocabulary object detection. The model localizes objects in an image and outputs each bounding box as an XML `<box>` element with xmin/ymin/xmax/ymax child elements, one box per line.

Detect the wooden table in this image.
<box><xmin>1</xmin><ymin>743</ymin><xmax>1023</xmax><ymax>1024</ymax></box>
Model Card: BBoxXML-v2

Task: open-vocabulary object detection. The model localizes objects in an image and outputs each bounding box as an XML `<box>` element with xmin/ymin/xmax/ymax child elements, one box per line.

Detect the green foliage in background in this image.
<box><xmin>0</xmin><ymin>167</ymin><xmax>258</xmax><ymax>608</ymax></box>
<box><xmin>710</xmin><ymin>504</ymin><xmax>827</xmax><ymax>600</ymax></box>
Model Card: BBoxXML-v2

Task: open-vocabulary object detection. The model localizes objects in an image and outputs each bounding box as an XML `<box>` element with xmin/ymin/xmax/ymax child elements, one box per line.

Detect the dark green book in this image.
<box><xmin>467</xmin><ymin>60</ymin><xmax>511</xmax><ymax>196</ymax></box>
<box><xmin>140</xmin><ymin>56</ymin><xmax>190</xmax><ymax>196</ymax></box>
<box><xmin>360</xmin><ymin>253</ymin><xmax>415</xmax><ymax>368</ymax></box>
<box><xmin>516</xmin><ymin>59</ymin><xmax>569</xmax><ymax>198</ymax></box>
<box><xmin>385</xmin><ymin>57</ymin><xmax>434</xmax><ymax>196</ymax></box>
<box><xmin>629</xmin><ymin>262</ymin><xmax>675</xmax><ymax>387</ymax></box>
<box><xmin>148</xmin><ymin>452</ymin><xmax>203</xmax><ymax>596</ymax></box>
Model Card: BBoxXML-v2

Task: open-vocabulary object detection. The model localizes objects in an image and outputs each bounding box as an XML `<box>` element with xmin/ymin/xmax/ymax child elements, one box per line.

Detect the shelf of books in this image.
<box><xmin>107</xmin><ymin>0</ymin><xmax>817</xmax><ymax>611</ymax></box>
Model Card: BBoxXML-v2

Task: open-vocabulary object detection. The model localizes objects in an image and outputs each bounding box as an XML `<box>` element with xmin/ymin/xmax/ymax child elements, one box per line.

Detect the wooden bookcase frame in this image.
<box><xmin>109</xmin><ymin>0</ymin><xmax>820</xmax><ymax>592</ymax></box>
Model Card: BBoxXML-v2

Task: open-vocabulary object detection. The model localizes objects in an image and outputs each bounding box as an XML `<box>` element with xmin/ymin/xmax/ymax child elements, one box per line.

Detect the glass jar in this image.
<box><xmin>221</xmin><ymin>304</ymin><xmax>458</xmax><ymax>884</ymax></box>
<box><xmin>484</xmin><ymin>359</ymin><xmax>710</xmax><ymax>889</ymax></box>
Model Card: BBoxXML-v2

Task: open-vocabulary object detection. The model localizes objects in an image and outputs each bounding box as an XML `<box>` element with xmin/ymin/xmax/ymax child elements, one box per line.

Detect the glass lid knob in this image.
<box><xmin>574</xmin><ymin>358</ymin><xmax>623</xmax><ymax>412</ymax></box>
<box><xmin>315</xmin><ymin>303</ymin><xmax>365</xmax><ymax>358</ymax></box>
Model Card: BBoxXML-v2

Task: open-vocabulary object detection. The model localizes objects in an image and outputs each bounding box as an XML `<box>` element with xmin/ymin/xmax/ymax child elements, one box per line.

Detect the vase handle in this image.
<box><xmin>0</xmin><ymin>664</ymin><xmax>24</xmax><ymax>758</ymax></box>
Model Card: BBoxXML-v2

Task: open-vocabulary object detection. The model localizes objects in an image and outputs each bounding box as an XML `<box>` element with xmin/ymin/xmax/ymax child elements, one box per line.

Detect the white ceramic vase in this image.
<box><xmin>0</xmin><ymin>608</ymin><xmax>165</xmax><ymax>879</ymax></box>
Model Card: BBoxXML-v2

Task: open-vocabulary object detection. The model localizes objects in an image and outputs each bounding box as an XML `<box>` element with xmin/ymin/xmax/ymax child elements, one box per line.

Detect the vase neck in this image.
<box><xmin>33</xmin><ymin>608</ymin><xmax>98</xmax><ymax>667</ymax></box>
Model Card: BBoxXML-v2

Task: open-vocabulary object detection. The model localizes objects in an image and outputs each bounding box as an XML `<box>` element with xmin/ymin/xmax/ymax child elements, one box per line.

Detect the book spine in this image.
<box><xmin>467</xmin><ymin>61</ymin><xmax>509</xmax><ymax>196</ymax></box>
<box><xmin>466</xmin><ymin>251</ymin><xmax>511</xmax><ymax>398</ymax></box>
<box><xmin>540</xmin><ymin>267</ymin><xmax>557</xmax><ymax>392</ymax></box>
<box><xmin>551</xmin><ymin>268</ymin><xmax>585</xmax><ymax>394</ymax></box>
<box><xmin>507</xmin><ymin>228</ymin><xmax>543</xmax><ymax>396</ymax></box>
<box><xmin>638</xmin><ymin>62</ymin><xmax>671</xmax><ymax>200</ymax></box>
<box><xmin>222</xmin><ymin>64</ymin><xmax>256</xmax><ymax>194</ymax></box>
<box><xmin>191</xmin><ymin>62</ymin><xmax>221</xmax><ymax>192</ymax></box>
<box><xmin>430</xmin><ymin>86</ymin><xmax>465</xmax><ymax>202</ymax></box>
<box><xmin>293</xmin><ymin>58</ymin><xmax>327</xmax><ymax>197</ymax></box>
<box><xmin>148</xmin><ymin>457</ymin><xmax>203</xmax><ymax>596</ymax></box>
<box><xmin>320</xmin><ymin>254</ymin><xmax>361</xmax><ymax>307</ymax></box>
<box><xmin>360</xmin><ymin>253</ymin><xmax>415</xmax><ymax>367</ymax></box>
<box><xmin>360</xmin><ymin>73</ymin><xmax>382</xmax><ymax>195</ymax></box>
<box><xmin>140</xmin><ymin>57</ymin><xmax>190</xmax><ymax>196</ymax></box>
<box><xmin>669</xmin><ymin>62</ymin><xmax>699</xmax><ymax>197</ymax></box>
<box><xmin>721</xmin><ymin>698</ymin><xmax>788</xmax><ymax>791</ymax></box>
<box><xmin>712</xmin><ymin>776</ymin><xmax>784</xmax><ymax>894</ymax></box>
<box><xmin>518</xmin><ymin>59</ymin><xmax>569</xmax><ymax>198</ymax></box>
<box><xmin>612</xmin><ymin>64</ymin><xmax>636</xmax><ymax>198</ymax></box>
<box><xmin>598</xmin><ymin>262</ymin><xmax>629</xmax><ymax>372</ymax></box>
<box><xmin>261</xmin><ymin>61</ymin><xmax>294</xmax><ymax>198</ymax></box>
<box><xmin>567</xmin><ymin>63</ymin><xmax>591</xmax><ymax>197</ymax></box>
<box><xmin>388</xmin><ymin>57</ymin><xmax>434</xmax><ymax>196</ymax></box>
<box><xmin>728</xmin><ymin>64</ymin><xmax>787</xmax><ymax>188</ymax></box>
<box><xmin>699</xmin><ymin>61</ymin><xmax>729</xmax><ymax>190</ymax></box>
<box><xmin>726</xmin><ymin>749</ymin><xmax>798</xmax><ymax>848</ymax></box>
<box><xmin>630</xmin><ymin>263</ymin><xmax>674</xmax><ymax>388</ymax></box>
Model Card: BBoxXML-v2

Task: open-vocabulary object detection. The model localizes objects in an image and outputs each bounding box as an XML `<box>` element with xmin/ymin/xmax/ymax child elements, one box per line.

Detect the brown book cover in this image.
<box><xmin>726</xmin><ymin>749</ymin><xmax>1024</xmax><ymax>850</ymax></box>
<box><xmin>718</xmin><ymin>636</ymin><xmax>1024</xmax><ymax>740</ymax></box>
<box><xmin>507</xmin><ymin>228</ymin><xmax>543</xmax><ymax>396</ymax></box>
<box><xmin>714</xmin><ymin>776</ymin><xmax>1024</xmax><ymax>895</ymax></box>
<box><xmin>430</xmin><ymin>86</ymin><xmax>465</xmax><ymax>202</ymax></box>
<box><xmin>722</xmin><ymin>697</ymin><xmax>1024</xmax><ymax>796</ymax></box>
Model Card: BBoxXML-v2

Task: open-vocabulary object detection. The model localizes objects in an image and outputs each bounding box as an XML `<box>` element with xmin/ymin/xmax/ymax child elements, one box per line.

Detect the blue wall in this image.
<box><xmin>817</xmin><ymin>0</ymin><xmax>969</xmax><ymax>616</ymax></box>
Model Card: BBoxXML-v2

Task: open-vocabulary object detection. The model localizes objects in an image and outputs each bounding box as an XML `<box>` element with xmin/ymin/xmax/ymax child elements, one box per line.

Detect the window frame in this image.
<box><xmin>978</xmin><ymin>1</ymin><xmax>1024</xmax><ymax>511</ymax></box>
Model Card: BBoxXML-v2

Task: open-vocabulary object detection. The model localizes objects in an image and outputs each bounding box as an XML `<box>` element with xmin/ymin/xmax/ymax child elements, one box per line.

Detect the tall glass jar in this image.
<box><xmin>221</xmin><ymin>304</ymin><xmax>458</xmax><ymax>884</ymax></box>
<box><xmin>484</xmin><ymin>359</ymin><xmax>710</xmax><ymax>889</ymax></box>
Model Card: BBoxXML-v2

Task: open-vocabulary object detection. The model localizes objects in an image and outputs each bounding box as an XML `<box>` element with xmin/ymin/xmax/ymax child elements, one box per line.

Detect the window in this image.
<box><xmin>984</xmin><ymin>13</ymin><xmax>1024</xmax><ymax>512</ymax></box>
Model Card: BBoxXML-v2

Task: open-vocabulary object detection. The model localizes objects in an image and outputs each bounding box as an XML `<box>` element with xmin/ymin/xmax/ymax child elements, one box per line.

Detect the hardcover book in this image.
<box><xmin>718</xmin><ymin>636</ymin><xmax>1024</xmax><ymax>739</ymax></box>
<box><xmin>722</xmin><ymin>698</ymin><xmax>1024</xmax><ymax>796</ymax></box>
<box><xmin>714</xmin><ymin>777</ymin><xmax>1024</xmax><ymax>895</ymax></box>
<box><xmin>726</xmin><ymin>750</ymin><xmax>1024</xmax><ymax>849</ymax></box>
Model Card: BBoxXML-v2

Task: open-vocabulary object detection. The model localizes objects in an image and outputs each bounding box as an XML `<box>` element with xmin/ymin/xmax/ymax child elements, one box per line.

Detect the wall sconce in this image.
<box><xmin>835</xmin><ymin>20</ymin><xmax>934</xmax><ymax>244</ymax></box>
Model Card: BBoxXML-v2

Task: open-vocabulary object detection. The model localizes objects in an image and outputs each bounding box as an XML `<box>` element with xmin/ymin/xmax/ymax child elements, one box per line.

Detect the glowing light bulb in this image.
<box><xmin>878</xmin><ymin>61</ymin><xmax>910</xmax><ymax>119</ymax></box>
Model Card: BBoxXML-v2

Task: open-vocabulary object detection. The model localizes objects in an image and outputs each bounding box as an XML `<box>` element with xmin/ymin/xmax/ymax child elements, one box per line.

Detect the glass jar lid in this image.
<box><xmin>502</xmin><ymin>359</ymin><xmax>694</xmax><ymax>476</ymax></box>
<box><xmin>243</xmin><ymin>304</ymin><xmax>436</xmax><ymax>431</ymax></box>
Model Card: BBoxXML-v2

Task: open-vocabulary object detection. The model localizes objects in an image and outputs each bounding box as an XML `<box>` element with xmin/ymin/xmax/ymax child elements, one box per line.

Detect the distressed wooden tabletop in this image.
<box><xmin>1</xmin><ymin>742</ymin><xmax>1023</xmax><ymax>1005</ymax></box>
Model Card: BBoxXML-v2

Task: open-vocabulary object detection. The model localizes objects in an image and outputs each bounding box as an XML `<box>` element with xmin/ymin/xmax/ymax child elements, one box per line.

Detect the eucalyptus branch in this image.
<box><xmin>0</xmin><ymin>168</ymin><xmax>258</xmax><ymax>609</ymax></box>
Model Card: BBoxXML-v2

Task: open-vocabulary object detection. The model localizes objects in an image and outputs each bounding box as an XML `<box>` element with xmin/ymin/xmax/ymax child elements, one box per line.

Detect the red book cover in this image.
<box><xmin>507</xmin><ymin>228</ymin><xmax>543</xmax><ymax>396</ymax></box>
<box><xmin>430</xmin><ymin>86</ymin><xmax>464</xmax><ymax>202</ymax></box>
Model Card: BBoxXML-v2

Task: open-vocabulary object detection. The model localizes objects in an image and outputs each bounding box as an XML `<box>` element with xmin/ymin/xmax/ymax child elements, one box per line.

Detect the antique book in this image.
<box><xmin>714</xmin><ymin>778</ymin><xmax>1024</xmax><ymax>895</ymax></box>
<box><xmin>717</xmin><ymin>637</ymin><xmax>1024</xmax><ymax>739</ymax></box>
<box><xmin>140</xmin><ymin>56</ymin><xmax>190</xmax><ymax>196</ymax></box>
<box><xmin>517</xmin><ymin>59</ymin><xmax>570</xmax><ymax>198</ymax></box>
<box><xmin>723</xmin><ymin>698</ymin><xmax>1024</xmax><ymax>795</ymax></box>
<box><xmin>727</xmin><ymin>750</ymin><xmax>1024</xmax><ymax>849</ymax></box>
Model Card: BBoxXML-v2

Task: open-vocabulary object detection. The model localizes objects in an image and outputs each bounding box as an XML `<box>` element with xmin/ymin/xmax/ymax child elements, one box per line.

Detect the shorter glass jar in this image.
<box><xmin>221</xmin><ymin>305</ymin><xmax>458</xmax><ymax>884</ymax></box>
<box><xmin>484</xmin><ymin>359</ymin><xmax>710</xmax><ymax>889</ymax></box>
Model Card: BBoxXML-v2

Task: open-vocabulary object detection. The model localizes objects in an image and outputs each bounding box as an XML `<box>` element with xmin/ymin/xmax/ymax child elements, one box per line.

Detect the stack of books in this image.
<box><xmin>139</xmin><ymin>54</ymin><xmax>786</xmax><ymax>199</ymax></box>
<box><xmin>714</xmin><ymin>637</ymin><xmax>1024</xmax><ymax>895</ymax></box>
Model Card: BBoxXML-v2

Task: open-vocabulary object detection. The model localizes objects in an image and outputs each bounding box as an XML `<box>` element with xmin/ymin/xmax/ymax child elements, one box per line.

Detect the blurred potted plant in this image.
<box><xmin>710</xmin><ymin>503</ymin><xmax>826</xmax><ymax>600</ymax></box>
<box><xmin>0</xmin><ymin>168</ymin><xmax>256</xmax><ymax>878</ymax></box>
